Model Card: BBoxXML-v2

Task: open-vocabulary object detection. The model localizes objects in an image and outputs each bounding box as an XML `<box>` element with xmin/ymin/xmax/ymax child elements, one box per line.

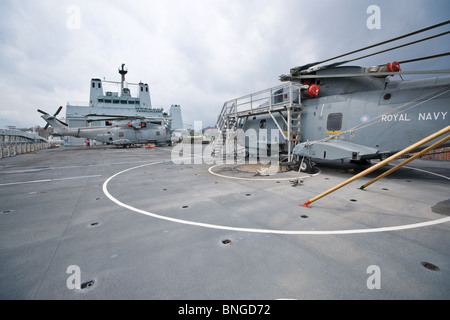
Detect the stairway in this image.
<box><xmin>211</xmin><ymin>82</ymin><xmax>304</xmax><ymax>161</ymax></box>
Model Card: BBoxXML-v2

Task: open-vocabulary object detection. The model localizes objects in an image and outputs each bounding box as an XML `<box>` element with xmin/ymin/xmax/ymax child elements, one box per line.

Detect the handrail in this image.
<box><xmin>216</xmin><ymin>82</ymin><xmax>301</xmax><ymax>130</ymax></box>
<box><xmin>213</xmin><ymin>82</ymin><xmax>303</xmax><ymax>160</ymax></box>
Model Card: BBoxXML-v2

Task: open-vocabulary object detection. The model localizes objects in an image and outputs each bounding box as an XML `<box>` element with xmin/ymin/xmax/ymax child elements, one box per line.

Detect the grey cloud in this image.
<box><xmin>0</xmin><ymin>0</ymin><xmax>448</xmax><ymax>128</ymax></box>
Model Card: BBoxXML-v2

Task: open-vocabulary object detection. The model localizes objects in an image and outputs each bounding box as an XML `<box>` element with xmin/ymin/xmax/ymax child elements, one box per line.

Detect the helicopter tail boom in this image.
<box><xmin>38</xmin><ymin>108</ymin><xmax>70</xmax><ymax>136</ymax></box>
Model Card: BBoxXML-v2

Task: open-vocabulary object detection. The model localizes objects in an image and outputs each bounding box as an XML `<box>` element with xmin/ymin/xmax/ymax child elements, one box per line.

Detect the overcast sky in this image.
<box><xmin>0</xmin><ymin>0</ymin><xmax>449</xmax><ymax>129</ymax></box>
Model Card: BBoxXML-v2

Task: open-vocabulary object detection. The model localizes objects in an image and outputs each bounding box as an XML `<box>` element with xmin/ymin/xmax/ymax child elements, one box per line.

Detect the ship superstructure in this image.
<box><xmin>64</xmin><ymin>64</ymin><xmax>183</xmax><ymax>146</ymax></box>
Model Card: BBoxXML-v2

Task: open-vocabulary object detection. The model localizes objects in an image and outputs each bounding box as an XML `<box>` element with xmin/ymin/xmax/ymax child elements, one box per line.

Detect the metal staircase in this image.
<box><xmin>211</xmin><ymin>82</ymin><xmax>304</xmax><ymax>162</ymax></box>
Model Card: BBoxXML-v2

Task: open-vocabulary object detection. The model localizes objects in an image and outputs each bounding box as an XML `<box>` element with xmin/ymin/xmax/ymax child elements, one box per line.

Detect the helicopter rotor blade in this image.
<box><xmin>37</xmin><ymin>109</ymin><xmax>49</xmax><ymax>115</ymax></box>
<box><xmin>56</xmin><ymin>119</ymin><xmax>69</xmax><ymax>127</ymax></box>
<box><xmin>319</xmin><ymin>31</ymin><xmax>450</xmax><ymax>72</ymax></box>
<box><xmin>54</xmin><ymin>106</ymin><xmax>63</xmax><ymax>117</ymax></box>
<box><xmin>86</xmin><ymin>118</ymin><xmax>128</xmax><ymax>123</ymax></box>
<box><xmin>285</xmin><ymin>69</ymin><xmax>450</xmax><ymax>81</ymax></box>
<box><xmin>83</xmin><ymin>114</ymin><xmax>172</xmax><ymax>121</ymax></box>
<box><xmin>289</xmin><ymin>20</ymin><xmax>450</xmax><ymax>76</ymax></box>
<box><xmin>398</xmin><ymin>52</ymin><xmax>450</xmax><ymax>64</ymax></box>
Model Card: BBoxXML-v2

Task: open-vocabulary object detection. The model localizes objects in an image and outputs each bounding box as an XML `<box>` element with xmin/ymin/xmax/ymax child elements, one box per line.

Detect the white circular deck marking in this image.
<box><xmin>103</xmin><ymin>161</ymin><xmax>450</xmax><ymax>235</ymax></box>
<box><xmin>207</xmin><ymin>164</ymin><xmax>320</xmax><ymax>181</ymax></box>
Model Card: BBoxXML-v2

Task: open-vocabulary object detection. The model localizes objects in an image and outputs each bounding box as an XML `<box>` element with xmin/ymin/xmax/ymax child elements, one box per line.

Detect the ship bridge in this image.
<box><xmin>65</xmin><ymin>64</ymin><xmax>179</xmax><ymax>146</ymax></box>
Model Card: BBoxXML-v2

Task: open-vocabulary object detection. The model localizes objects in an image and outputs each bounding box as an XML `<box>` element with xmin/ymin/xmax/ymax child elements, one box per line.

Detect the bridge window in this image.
<box><xmin>259</xmin><ymin>119</ymin><xmax>266</xmax><ymax>129</ymax></box>
<box><xmin>327</xmin><ymin>113</ymin><xmax>343</xmax><ymax>131</ymax></box>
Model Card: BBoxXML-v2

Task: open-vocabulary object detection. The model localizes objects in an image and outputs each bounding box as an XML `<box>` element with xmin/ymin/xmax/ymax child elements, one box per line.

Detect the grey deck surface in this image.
<box><xmin>0</xmin><ymin>145</ymin><xmax>449</xmax><ymax>299</ymax></box>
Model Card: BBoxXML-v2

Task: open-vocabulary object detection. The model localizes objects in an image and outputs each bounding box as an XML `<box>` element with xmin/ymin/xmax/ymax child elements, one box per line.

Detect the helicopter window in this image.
<box><xmin>120</xmin><ymin>100</ymin><xmax>127</xmax><ymax>104</ymax></box>
<box><xmin>113</xmin><ymin>100</ymin><xmax>119</xmax><ymax>104</ymax></box>
<box><xmin>98</xmin><ymin>99</ymin><xmax>104</xmax><ymax>103</ymax></box>
<box><xmin>141</xmin><ymin>122</ymin><xmax>146</xmax><ymax>128</ymax></box>
<box><xmin>260</xmin><ymin>119</ymin><xmax>266</xmax><ymax>129</ymax></box>
<box><xmin>156</xmin><ymin>131</ymin><xmax>160</xmax><ymax>136</ymax></box>
<box><xmin>105</xmin><ymin>99</ymin><xmax>112</xmax><ymax>103</ymax></box>
<box><xmin>327</xmin><ymin>113</ymin><xmax>343</xmax><ymax>131</ymax></box>
<box><xmin>105</xmin><ymin>121</ymin><xmax>113</xmax><ymax>126</ymax></box>
<box><xmin>92</xmin><ymin>83</ymin><xmax>95</xmax><ymax>88</ymax></box>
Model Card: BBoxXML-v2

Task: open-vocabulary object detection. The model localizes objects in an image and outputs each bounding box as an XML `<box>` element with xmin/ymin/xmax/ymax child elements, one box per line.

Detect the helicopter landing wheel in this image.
<box><xmin>299</xmin><ymin>157</ymin><xmax>314</xmax><ymax>173</ymax></box>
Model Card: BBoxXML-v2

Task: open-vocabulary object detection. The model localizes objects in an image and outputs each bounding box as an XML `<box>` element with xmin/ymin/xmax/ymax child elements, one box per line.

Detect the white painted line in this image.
<box><xmin>103</xmin><ymin>161</ymin><xmax>450</xmax><ymax>235</ymax></box>
<box><xmin>0</xmin><ymin>175</ymin><xmax>102</xmax><ymax>187</ymax></box>
<box><xmin>403</xmin><ymin>165</ymin><xmax>450</xmax><ymax>181</ymax></box>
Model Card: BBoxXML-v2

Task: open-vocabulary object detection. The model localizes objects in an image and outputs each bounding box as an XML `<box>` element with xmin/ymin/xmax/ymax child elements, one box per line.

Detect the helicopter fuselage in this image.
<box><xmin>238</xmin><ymin>69</ymin><xmax>450</xmax><ymax>161</ymax></box>
<box><xmin>47</xmin><ymin>117</ymin><xmax>171</xmax><ymax>147</ymax></box>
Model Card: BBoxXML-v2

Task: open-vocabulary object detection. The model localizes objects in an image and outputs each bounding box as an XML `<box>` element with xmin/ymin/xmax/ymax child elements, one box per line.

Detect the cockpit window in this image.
<box><xmin>327</xmin><ymin>113</ymin><xmax>343</xmax><ymax>131</ymax></box>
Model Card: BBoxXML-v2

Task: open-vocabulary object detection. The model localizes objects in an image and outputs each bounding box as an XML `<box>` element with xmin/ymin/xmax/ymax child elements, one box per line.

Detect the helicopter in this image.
<box><xmin>38</xmin><ymin>106</ymin><xmax>173</xmax><ymax>147</ymax></box>
<box><xmin>212</xmin><ymin>20</ymin><xmax>450</xmax><ymax>172</ymax></box>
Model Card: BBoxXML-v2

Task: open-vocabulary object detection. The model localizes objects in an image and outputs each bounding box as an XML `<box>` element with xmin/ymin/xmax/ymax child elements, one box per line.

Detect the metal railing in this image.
<box><xmin>213</xmin><ymin>82</ymin><xmax>303</xmax><ymax>161</ymax></box>
<box><xmin>216</xmin><ymin>82</ymin><xmax>301</xmax><ymax>131</ymax></box>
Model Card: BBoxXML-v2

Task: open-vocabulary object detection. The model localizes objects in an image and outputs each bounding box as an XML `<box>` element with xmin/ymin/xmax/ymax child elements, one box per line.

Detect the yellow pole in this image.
<box><xmin>360</xmin><ymin>135</ymin><xmax>450</xmax><ymax>190</ymax></box>
<box><xmin>300</xmin><ymin>125</ymin><xmax>450</xmax><ymax>208</ymax></box>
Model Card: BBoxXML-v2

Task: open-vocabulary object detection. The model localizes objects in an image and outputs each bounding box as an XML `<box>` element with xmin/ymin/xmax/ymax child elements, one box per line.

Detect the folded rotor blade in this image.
<box><xmin>54</xmin><ymin>106</ymin><xmax>63</xmax><ymax>117</ymax></box>
<box><xmin>289</xmin><ymin>20</ymin><xmax>450</xmax><ymax>76</ymax></box>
